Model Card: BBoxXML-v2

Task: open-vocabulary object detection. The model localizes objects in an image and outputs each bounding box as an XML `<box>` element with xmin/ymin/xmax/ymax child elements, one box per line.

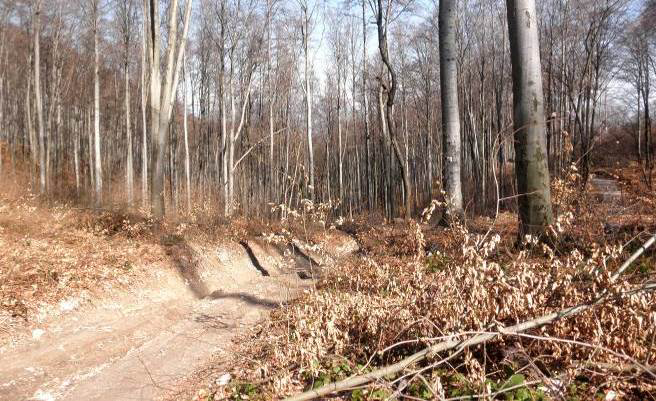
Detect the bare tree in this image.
<box><xmin>182</xmin><ymin>52</ymin><xmax>191</xmax><ymax>211</ymax></box>
<box><xmin>507</xmin><ymin>0</ymin><xmax>553</xmax><ymax>236</ymax></box>
<box><xmin>298</xmin><ymin>0</ymin><xmax>316</xmax><ymax>200</ymax></box>
<box><xmin>374</xmin><ymin>0</ymin><xmax>412</xmax><ymax>218</ymax></box>
<box><xmin>145</xmin><ymin>0</ymin><xmax>193</xmax><ymax>217</ymax></box>
<box><xmin>0</xmin><ymin>0</ymin><xmax>647</xmax><ymax>224</ymax></box>
<box><xmin>438</xmin><ymin>0</ymin><xmax>463</xmax><ymax>221</ymax></box>
<box><xmin>33</xmin><ymin>0</ymin><xmax>46</xmax><ymax>194</ymax></box>
<box><xmin>140</xmin><ymin>0</ymin><xmax>148</xmax><ymax>207</ymax></box>
<box><xmin>91</xmin><ymin>0</ymin><xmax>103</xmax><ymax>206</ymax></box>
<box><xmin>118</xmin><ymin>0</ymin><xmax>136</xmax><ymax>205</ymax></box>
<box><xmin>623</xmin><ymin>9</ymin><xmax>654</xmax><ymax>187</ymax></box>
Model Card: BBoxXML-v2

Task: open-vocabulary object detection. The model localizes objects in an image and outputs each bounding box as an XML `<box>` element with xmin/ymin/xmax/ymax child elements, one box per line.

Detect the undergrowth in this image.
<box><xmin>201</xmin><ymin>165</ymin><xmax>656</xmax><ymax>400</ymax></box>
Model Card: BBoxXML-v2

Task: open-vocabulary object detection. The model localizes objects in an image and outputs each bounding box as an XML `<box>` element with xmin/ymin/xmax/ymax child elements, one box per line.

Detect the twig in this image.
<box><xmin>444</xmin><ymin>379</ymin><xmax>543</xmax><ymax>401</ymax></box>
<box><xmin>611</xmin><ymin>232</ymin><xmax>656</xmax><ymax>281</ymax></box>
<box><xmin>282</xmin><ymin>302</ymin><xmax>598</xmax><ymax>401</ymax></box>
<box><xmin>282</xmin><ymin>233</ymin><xmax>656</xmax><ymax>401</ymax></box>
<box><xmin>502</xmin><ymin>332</ymin><xmax>656</xmax><ymax>380</ymax></box>
<box><xmin>136</xmin><ymin>354</ymin><xmax>175</xmax><ymax>392</ymax></box>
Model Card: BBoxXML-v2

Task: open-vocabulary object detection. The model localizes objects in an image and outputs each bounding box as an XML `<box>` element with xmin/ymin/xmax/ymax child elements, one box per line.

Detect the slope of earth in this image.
<box><xmin>0</xmin><ymin>190</ymin><xmax>358</xmax><ymax>401</ymax></box>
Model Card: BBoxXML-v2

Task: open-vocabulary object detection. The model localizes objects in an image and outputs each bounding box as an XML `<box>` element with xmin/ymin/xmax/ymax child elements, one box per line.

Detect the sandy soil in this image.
<box><xmin>0</xmin><ymin>227</ymin><xmax>358</xmax><ymax>401</ymax></box>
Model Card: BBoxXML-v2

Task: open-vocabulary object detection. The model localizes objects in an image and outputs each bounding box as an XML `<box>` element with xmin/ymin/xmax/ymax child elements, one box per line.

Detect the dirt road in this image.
<box><xmin>0</xmin><ymin>233</ymin><xmax>357</xmax><ymax>401</ymax></box>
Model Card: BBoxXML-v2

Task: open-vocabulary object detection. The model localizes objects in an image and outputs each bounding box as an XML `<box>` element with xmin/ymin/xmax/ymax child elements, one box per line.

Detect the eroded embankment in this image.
<box><xmin>0</xmin><ymin>230</ymin><xmax>358</xmax><ymax>401</ymax></box>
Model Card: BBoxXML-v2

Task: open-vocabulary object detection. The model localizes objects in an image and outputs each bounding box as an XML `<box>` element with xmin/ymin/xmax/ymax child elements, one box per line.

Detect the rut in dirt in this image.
<box><xmin>0</xmin><ymin>231</ymin><xmax>358</xmax><ymax>401</ymax></box>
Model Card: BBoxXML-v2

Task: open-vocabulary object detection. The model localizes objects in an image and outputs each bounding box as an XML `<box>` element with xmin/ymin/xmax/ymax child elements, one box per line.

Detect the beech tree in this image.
<box><xmin>117</xmin><ymin>0</ymin><xmax>136</xmax><ymax>205</ymax></box>
<box><xmin>0</xmin><ymin>0</ymin><xmax>647</xmax><ymax>221</ymax></box>
<box><xmin>144</xmin><ymin>0</ymin><xmax>192</xmax><ymax>217</ymax></box>
<box><xmin>33</xmin><ymin>0</ymin><xmax>46</xmax><ymax>194</ymax></box>
<box><xmin>374</xmin><ymin>0</ymin><xmax>412</xmax><ymax>218</ymax></box>
<box><xmin>507</xmin><ymin>0</ymin><xmax>553</xmax><ymax>236</ymax></box>
<box><xmin>86</xmin><ymin>0</ymin><xmax>103</xmax><ymax>206</ymax></box>
<box><xmin>438</xmin><ymin>0</ymin><xmax>463</xmax><ymax>221</ymax></box>
<box><xmin>298</xmin><ymin>0</ymin><xmax>316</xmax><ymax>200</ymax></box>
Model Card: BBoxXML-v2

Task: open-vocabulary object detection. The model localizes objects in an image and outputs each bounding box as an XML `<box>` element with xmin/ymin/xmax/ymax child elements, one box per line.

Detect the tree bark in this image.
<box><xmin>33</xmin><ymin>1</ymin><xmax>46</xmax><ymax>194</ymax></box>
<box><xmin>362</xmin><ymin>0</ymin><xmax>372</xmax><ymax>210</ymax></box>
<box><xmin>507</xmin><ymin>0</ymin><xmax>553</xmax><ymax>236</ymax></box>
<box><xmin>302</xmin><ymin>4</ymin><xmax>315</xmax><ymax>200</ymax></box>
<box><xmin>439</xmin><ymin>0</ymin><xmax>464</xmax><ymax>220</ymax></box>
<box><xmin>375</xmin><ymin>0</ymin><xmax>411</xmax><ymax>218</ymax></box>
<box><xmin>125</xmin><ymin>49</ymin><xmax>134</xmax><ymax>205</ymax></box>
<box><xmin>141</xmin><ymin>0</ymin><xmax>148</xmax><ymax>208</ymax></box>
<box><xmin>92</xmin><ymin>0</ymin><xmax>103</xmax><ymax>206</ymax></box>
<box><xmin>183</xmin><ymin>53</ymin><xmax>191</xmax><ymax>211</ymax></box>
<box><xmin>147</xmin><ymin>0</ymin><xmax>193</xmax><ymax>218</ymax></box>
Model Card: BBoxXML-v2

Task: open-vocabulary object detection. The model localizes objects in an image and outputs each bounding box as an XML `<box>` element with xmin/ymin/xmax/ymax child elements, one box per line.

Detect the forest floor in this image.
<box><xmin>0</xmin><ymin>163</ymin><xmax>654</xmax><ymax>401</ymax></box>
<box><xmin>182</xmin><ymin>163</ymin><xmax>656</xmax><ymax>401</ymax></box>
<box><xmin>0</xmin><ymin>180</ymin><xmax>358</xmax><ymax>401</ymax></box>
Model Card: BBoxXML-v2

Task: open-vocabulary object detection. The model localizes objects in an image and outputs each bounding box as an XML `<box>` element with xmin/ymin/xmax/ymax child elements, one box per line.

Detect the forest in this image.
<box><xmin>0</xmin><ymin>0</ymin><xmax>655</xmax><ymax>400</ymax></box>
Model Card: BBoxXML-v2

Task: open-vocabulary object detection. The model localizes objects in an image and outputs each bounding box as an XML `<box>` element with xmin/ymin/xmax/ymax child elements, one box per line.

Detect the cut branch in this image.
<box><xmin>282</xmin><ymin>233</ymin><xmax>656</xmax><ymax>401</ymax></box>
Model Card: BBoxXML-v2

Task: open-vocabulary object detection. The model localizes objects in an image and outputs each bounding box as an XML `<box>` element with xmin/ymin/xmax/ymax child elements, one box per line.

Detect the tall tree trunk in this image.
<box><xmin>27</xmin><ymin>74</ymin><xmax>38</xmax><ymax>180</ymax></box>
<box><xmin>148</xmin><ymin>0</ymin><xmax>164</xmax><ymax>216</ymax></box>
<box><xmin>125</xmin><ymin>57</ymin><xmax>134</xmax><ymax>205</ymax></box>
<box><xmin>219</xmin><ymin>0</ymin><xmax>228</xmax><ymax>216</ymax></box>
<box><xmin>303</xmin><ymin>6</ymin><xmax>315</xmax><ymax>200</ymax></box>
<box><xmin>375</xmin><ymin>0</ymin><xmax>411</xmax><ymax>218</ymax></box>
<box><xmin>506</xmin><ymin>0</ymin><xmax>553</xmax><ymax>236</ymax></box>
<box><xmin>147</xmin><ymin>0</ymin><xmax>192</xmax><ymax>217</ymax></box>
<box><xmin>93</xmin><ymin>2</ymin><xmax>103</xmax><ymax>206</ymax></box>
<box><xmin>74</xmin><ymin>117</ymin><xmax>80</xmax><ymax>193</ymax></box>
<box><xmin>140</xmin><ymin>3</ymin><xmax>148</xmax><ymax>208</ymax></box>
<box><xmin>337</xmin><ymin>52</ymin><xmax>344</xmax><ymax>203</ymax></box>
<box><xmin>183</xmin><ymin>53</ymin><xmax>191</xmax><ymax>211</ymax></box>
<box><xmin>228</xmin><ymin>69</ymin><xmax>235</xmax><ymax>215</ymax></box>
<box><xmin>643</xmin><ymin>73</ymin><xmax>652</xmax><ymax>187</ymax></box>
<box><xmin>362</xmin><ymin>0</ymin><xmax>372</xmax><ymax>210</ymax></box>
<box><xmin>439</xmin><ymin>0</ymin><xmax>464</xmax><ymax>220</ymax></box>
<box><xmin>87</xmin><ymin>107</ymin><xmax>94</xmax><ymax>190</ymax></box>
<box><xmin>33</xmin><ymin>1</ymin><xmax>46</xmax><ymax>194</ymax></box>
<box><xmin>267</xmin><ymin>0</ymin><xmax>275</xmax><ymax>206</ymax></box>
<box><xmin>0</xmin><ymin>25</ymin><xmax>4</xmax><ymax>177</ymax></box>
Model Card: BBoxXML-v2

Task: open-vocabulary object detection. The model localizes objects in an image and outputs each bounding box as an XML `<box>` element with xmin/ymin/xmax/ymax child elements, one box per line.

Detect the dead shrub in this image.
<box><xmin>223</xmin><ymin>169</ymin><xmax>656</xmax><ymax>400</ymax></box>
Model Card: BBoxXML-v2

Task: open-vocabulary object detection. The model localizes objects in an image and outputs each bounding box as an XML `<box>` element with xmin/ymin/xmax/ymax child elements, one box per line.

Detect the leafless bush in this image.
<box><xmin>226</xmin><ymin>171</ymin><xmax>656</xmax><ymax>399</ymax></box>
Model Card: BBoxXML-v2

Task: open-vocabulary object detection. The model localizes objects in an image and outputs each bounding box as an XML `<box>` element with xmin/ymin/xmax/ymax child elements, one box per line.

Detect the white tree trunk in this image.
<box><xmin>507</xmin><ymin>0</ymin><xmax>553</xmax><ymax>235</ymax></box>
<box><xmin>33</xmin><ymin>1</ymin><xmax>46</xmax><ymax>194</ymax></box>
<box><xmin>93</xmin><ymin>2</ymin><xmax>103</xmax><ymax>206</ymax></box>
<box><xmin>125</xmin><ymin>60</ymin><xmax>133</xmax><ymax>205</ymax></box>
<box><xmin>183</xmin><ymin>53</ymin><xmax>191</xmax><ymax>212</ymax></box>
<box><xmin>87</xmin><ymin>108</ymin><xmax>94</xmax><ymax>190</ymax></box>
<box><xmin>221</xmin><ymin>84</ymin><xmax>228</xmax><ymax>216</ymax></box>
<box><xmin>148</xmin><ymin>0</ymin><xmax>193</xmax><ymax>217</ymax></box>
<box><xmin>227</xmin><ymin>69</ymin><xmax>235</xmax><ymax>216</ymax></box>
<box><xmin>303</xmin><ymin>7</ymin><xmax>314</xmax><ymax>200</ymax></box>
<box><xmin>439</xmin><ymin>0</ymin><xmax>464</xmax><ymax>219</ymax></box>
<box><xmin>140</xmin><ymin>4</ymin><xmax>148</xmax><ymax>208</ymax></box>
<box><xmin>74</xmin><ymin>119</ymin><xmax>80</xmax><ymax>193</ymax></box>
<box><xmin>337</xmin><ymin>65</ymin><xmax>343</xmax><ymax>203</ymax></box>
<box><xmin>0</xmin><ymin>24</ymin><xmax>4</xmax><ymax>177</ymax></box>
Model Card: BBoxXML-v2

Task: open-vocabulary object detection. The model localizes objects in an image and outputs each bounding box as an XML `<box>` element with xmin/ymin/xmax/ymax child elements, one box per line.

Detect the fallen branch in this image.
<box><xmin>282</xmin><ymin>233</ymin><xmax>656</xmax><ymax>401</ymax></box>
<box><xmin>282</xmin><ymin>303</ymin><xmax>593</xmax><ymax>401</ymax></box>
<box><xmin>444</xmin><ymin>379</ymin><xmax>543</xmax><ymax>401</ymax></box>
<box><xmin>612</xmin><ymin>232</ymin><xmax>656</xmax><ymax>281</ymax></box>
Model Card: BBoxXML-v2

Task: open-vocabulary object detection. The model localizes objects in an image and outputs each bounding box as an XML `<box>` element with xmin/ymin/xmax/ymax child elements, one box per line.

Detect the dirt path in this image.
<box><xmin>0</xmin><ymin>232</ymin><xmax>357</xmax><ymax>401</ymax></box>
<box><xmin>589</xmin><ymin>175</ymin><xmax>622</xmax><ymax>203</ymax></box>
<box><xmin>589</xmin><ymin>174</ymin><xmax>626</xmax><ymax>217</ymax></box>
